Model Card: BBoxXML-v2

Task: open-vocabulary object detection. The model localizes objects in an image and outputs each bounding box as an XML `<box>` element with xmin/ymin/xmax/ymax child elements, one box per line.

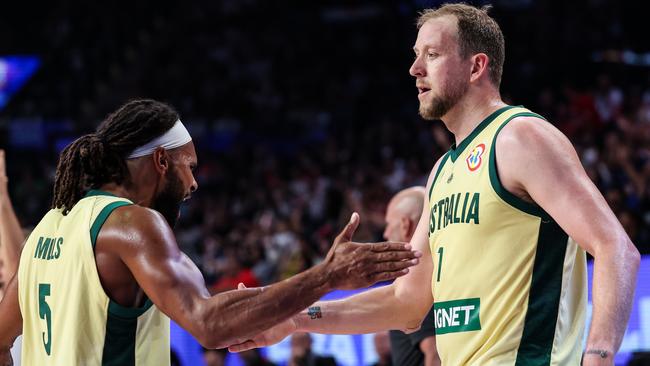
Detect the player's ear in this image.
<box><xmin>400</xmin><ymin>216</ymin><xmax>411</xmax><ymax>239</ymax></box>
<box><xmin>470</xmin><ymin>53</ymin><xmax>489</xmax><ymax>83</ymax></box>
<box><xmin>152</xmin><ymin>147</ymin><xmax>169</xmax><ymax>175</ymax></box>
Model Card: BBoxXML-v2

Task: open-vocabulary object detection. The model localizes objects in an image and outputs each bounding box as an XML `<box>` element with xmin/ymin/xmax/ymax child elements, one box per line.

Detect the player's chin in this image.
<box><xmin>418</xmin><ymin>105</ymin><xmax>435</xmax><ymax>121</ymax></box>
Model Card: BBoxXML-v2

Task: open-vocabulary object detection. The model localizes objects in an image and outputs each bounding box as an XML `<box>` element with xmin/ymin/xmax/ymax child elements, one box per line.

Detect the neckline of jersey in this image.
<box><xmin>448</xmin><ymin>105</ymin><xmax>516</xmax><ymax>162</ymax></box>
<box><xmin>85</xmin><ymin>189</ymin><xmax>116</xmax><ymax>198</ymax></box>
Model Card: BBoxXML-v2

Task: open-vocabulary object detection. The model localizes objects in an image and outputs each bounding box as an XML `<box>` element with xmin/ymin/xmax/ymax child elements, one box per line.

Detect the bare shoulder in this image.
<box><xmin>496</xmin><ymin>115</ymin><xmax>575</xmax><ymax>158</ymax></box>
<box><xmin>98</xmin><ymin>204</ymin><xmax>178</xmax><ymax>256</ymax></box>
<box><xmin>495</xmin><ymin>115</ymin><xmax>580</xmax><ymax>177</ymax></box>
<box><xmin>493</xmin><ymin>115</ymin><xmax>583</xmax><ymax>202</ymax></box>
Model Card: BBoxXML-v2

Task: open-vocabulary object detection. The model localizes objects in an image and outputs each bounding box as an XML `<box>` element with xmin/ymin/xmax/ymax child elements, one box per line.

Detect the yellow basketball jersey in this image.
<box><xmin>18</xmin><ymin>190</ymin><xmax>170</xmax><ymax>366</ymax></box>
<box><xmin>428</xmin><ymin>106</ymin><xmax>587</xmax><ymax>365</ymax></box>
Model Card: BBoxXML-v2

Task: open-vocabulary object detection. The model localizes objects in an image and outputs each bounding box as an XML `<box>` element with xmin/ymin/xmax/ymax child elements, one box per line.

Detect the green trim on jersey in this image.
<box><xmin>102</xmin><ymin>312</ymin><xmax>138</xmax><ymax>366</ymax></box>
<box><xmin>429</xmin><ymin>152</ymin><xmax>450</xmax><ymax>200</ymax></box>
<box><xmin>90</xmin><ymin>201</ymin><xmax>132</xmax><ymax>249</ymax></box>
<box><xmin>103</xmin><ymin>297</ymin><xmax>155</xmax><ymax>364</ymax></box>
<box><xmin>515</xmin><ymin>220</ymin><xmax>569</xmax><ymax>365</ymax></box>
<box><xmin>85</xmin><ymin>190</ymin><xmax>117</xmax><ymax>198</ymax></box>
<box><xmin>488</xmin><ymin>112</ymin><xmax>550</xmax><ymax>218</ymax></box>
<box><xmin>448</xmin><ymin>105</ymin><xmax>516</xmax><ymax>162</ymax></box>
<box><xmin>108</xmin><ymin>299</ymin><xmax>154</xmax><ymax>318</ymax></box>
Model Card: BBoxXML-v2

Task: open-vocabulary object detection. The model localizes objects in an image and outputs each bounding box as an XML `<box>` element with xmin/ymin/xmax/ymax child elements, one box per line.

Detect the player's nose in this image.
<box><xmin>409</xmin><ymin>56</ymin><xmax>426</xmax><ymax>77</ymax></box>
<box><xmin>190</xmin><ymin>177</ymin><xmax>198</xmax><ymax>193</ymax></box>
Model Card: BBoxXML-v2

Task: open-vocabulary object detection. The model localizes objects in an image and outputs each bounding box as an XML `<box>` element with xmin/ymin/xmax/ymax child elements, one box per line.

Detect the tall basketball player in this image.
<box><xmin>0</xmin><ymin>99</ymin><xmax>420</xmax><ymax>366</ymax></box>
<box><xmin>227</xmin><ymin>5</ymin><xmax>640</xmax><ymax>365</ymax></box>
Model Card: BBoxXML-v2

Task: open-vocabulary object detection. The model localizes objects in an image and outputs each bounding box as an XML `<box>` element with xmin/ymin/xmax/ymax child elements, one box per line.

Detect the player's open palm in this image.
<box><xmin>322</xmin><ymin>212</ymin><xmax>420</xmax><ymax>290</ymax></box>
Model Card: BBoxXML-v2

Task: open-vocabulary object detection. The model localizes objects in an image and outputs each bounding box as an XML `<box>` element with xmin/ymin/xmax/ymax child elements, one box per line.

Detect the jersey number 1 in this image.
<box><xmin>38</xmin><ymin>283</ymin><xmax>52</xmax><ymax>355</ymax></box>
<box><xmin>436</xmin><ymin>247</ymin><xmax>444</xmax><ymax>282</ymax></box>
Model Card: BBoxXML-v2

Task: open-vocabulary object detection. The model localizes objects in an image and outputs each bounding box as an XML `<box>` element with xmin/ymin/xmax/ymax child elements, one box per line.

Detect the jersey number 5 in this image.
<box><xmin>38</xmin><ymin>283</ymin><xmax>52</xmax><ymax>356</ymax></box>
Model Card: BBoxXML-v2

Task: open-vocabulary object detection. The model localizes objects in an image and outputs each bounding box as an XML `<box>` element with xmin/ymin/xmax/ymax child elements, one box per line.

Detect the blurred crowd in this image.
<box><xmin>0</xmin><ymin>0</ymin><xmax>648</xmax><ymax>292</ymax></box>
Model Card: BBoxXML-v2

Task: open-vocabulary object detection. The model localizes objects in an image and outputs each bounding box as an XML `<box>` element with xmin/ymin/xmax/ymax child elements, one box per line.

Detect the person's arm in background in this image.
<box><xmin>0</xmin><ymin>274</ymin><xmax>23</xmax><ymax>366</ymax></box>
<box><xmin>410</xmin><ymin>307</ymin><xmax>439</xmax><ymax>366</ymax></box>
<box><xmin>496</xmin><ymin>117</ymin><xmax>640</xmax><ymax>366</ymax></box>
<box><xmin>0</xmin><ymin>150</ymin><xmax>26</xmax><ymax>278</ymax></box>
<box><xmin>419</xmin><ymin>336</ymin><xmax>439</xmax><ymax>366</ymax></box>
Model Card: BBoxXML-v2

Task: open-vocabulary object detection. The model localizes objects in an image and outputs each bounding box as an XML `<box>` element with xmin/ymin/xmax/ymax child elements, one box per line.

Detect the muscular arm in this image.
<box><xmin>100</xmin><ymin>208</ymin><xmax>417</xmax><ymax>349</ymax></box>
<box><xmin>0</xmin><ymin>274</ymin><xmax>23</xmax><ymax>366</ymax></box>
<box><xmin>496</xmin><ymin>117</ymin><xmax>640</xmax><ymax>360</ymax></box>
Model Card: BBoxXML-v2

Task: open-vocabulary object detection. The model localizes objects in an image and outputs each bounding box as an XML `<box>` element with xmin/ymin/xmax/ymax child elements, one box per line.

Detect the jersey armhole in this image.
<box><xmin>89</xmin><ymin>201</ymin><xmax>132</xmax><ymax>250</ymax></box>
<box><xmin>488</xmin><ymin>112</ymin><xmax>551</xmax><ymax>219</ymax></box>
<box><xmin>428</xmin><ymin>152</ymin><xmax>450</xmax><ymax>202</ymax></box>
<box><xmin>88</xmin><ymin>201</ymin><xmax>154</xmax><ymax>318</ymax></box>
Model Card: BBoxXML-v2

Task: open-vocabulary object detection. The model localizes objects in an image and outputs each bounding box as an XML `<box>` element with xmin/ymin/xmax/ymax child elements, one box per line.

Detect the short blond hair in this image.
<box><xmin>417</xmin><ymin>3</ymin><xmax>504</xmax><ymax>88</ymax></box>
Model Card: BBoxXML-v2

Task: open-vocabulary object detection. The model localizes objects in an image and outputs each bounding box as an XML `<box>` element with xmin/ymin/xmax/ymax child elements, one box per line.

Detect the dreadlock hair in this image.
<box><xmin>52</xmin><ymin>99</ymin><xmax>180</xmax><ymax>214</ymax></box>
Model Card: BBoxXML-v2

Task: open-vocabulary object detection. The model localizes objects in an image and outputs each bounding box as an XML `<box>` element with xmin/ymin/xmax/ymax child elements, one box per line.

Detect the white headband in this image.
<box><xmin>127</xmin><ymin>120</ymin><xmax>192</xmax><ymax>159</ymax></box>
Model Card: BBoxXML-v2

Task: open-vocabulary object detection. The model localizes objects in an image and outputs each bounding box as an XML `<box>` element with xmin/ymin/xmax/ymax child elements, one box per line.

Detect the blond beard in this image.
<box><xmin>418</xmin><ymin>80</ymin><xmax>469</xmax><ymax>120</ymax></box>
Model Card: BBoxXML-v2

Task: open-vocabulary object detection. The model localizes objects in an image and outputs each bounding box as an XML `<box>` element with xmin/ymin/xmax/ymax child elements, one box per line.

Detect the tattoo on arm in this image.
<box><xmin>307</xmin><ymin>306</ymin><xmax>322</xmax><ymax>320</ymax></box>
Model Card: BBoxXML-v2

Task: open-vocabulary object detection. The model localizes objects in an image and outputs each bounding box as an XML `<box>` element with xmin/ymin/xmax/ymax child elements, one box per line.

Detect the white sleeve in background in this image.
<box><xmin>10</xmin><ymin>335</ymin><xmax>21</xmax><ymax>366</ymax></box>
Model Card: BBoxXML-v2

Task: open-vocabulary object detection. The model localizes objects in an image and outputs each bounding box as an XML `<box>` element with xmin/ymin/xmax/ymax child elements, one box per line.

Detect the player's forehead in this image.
<box><xmin>413</xmin><ymin>15</ymin><xmax>459</xmax><ymax>52</ymax></box>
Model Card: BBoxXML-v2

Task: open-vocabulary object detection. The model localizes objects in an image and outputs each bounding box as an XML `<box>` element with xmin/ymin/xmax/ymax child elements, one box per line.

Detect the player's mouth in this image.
<box><xmin>417</xmin><ymin>86</ymin><xmax>431</xmax><ymax>98</ymax></box>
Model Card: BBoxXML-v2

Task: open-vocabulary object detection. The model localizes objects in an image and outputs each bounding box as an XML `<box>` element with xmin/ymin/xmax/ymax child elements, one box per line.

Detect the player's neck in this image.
<box><xmin>98</xmin><ymin>182</ymin><xmax>154</xmax><ymax>208</ymax></box>
<box><xmin>442</xmin><ymin>92</ymin><xmax>506</xmax><ymax>148</ymax></box>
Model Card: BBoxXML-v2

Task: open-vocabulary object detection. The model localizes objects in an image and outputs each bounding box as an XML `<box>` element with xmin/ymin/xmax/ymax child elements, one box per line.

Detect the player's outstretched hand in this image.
<box><xmin>321</xmin><ymin>212</ymin><xmax>421</xmax><ymax>290</ymax></box>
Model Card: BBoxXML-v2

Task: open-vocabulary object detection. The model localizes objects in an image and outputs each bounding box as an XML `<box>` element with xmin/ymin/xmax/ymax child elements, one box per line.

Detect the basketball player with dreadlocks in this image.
<box><xmin>0</xmin><ymin>99</ymin><xmax>420</xmax><ymax>366</ymax></box>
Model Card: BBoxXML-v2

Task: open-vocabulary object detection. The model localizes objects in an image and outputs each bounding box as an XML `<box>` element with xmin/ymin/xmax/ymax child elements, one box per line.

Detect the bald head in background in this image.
<box><xmin>383</xmin><ymin>187</ymin><xmax>426</xmax><ymax>243</ymax></box>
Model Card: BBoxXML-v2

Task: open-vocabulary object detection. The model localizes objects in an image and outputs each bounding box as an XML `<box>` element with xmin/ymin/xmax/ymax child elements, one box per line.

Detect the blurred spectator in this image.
<box><xmin>170</xmin><ymin>349</ymin><xmax>181</xmax><ymax>366</ymax></box>
<box><xmin>372</xmin><ymin>331</ymin><xmax>392</xmax><ymax>366</ymax></box>
<box><xmin>210</xmin><ymin>250</ymin><xmax>260</xmax><ymax>294</ymax></box>
<box><xmin>202</xmin><ymin>347</ymin><xmax>227</xmax><ymax>366</ymax></box>
<box><xmin>240</xmin><ymin>349</ymin><xmax>276</xmax><ymax>366</ymax></box>
<box><xmin>627</xmin><ymin>352</ymin><xmax>650</xmax><ymax>366</ymax></box>
<box><xmin>288</xmin><ymin>332</ymin><xmax>336</xmax><ymax>366</ymax></box>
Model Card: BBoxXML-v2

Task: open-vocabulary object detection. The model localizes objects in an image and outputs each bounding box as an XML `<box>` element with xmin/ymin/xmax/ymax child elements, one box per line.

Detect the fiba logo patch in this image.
<box><xmin>466</xmin><ymin>143</ymin><xmax>486</xmax><ymax>171</ymax></box>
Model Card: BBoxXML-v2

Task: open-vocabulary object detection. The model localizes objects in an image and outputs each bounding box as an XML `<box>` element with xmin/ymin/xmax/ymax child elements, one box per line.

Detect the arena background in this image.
<box><xmin>1</xmin><ymin>0</ymin><xmax>649</xmax><ymax>365</ymax></box>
